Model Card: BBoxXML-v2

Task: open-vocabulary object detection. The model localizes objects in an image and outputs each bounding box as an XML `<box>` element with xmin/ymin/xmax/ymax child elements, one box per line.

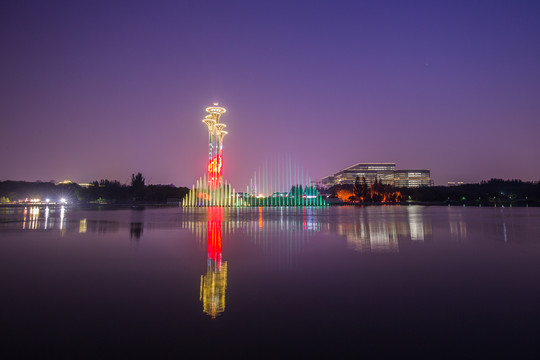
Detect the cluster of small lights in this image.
<box><xmin>16</xmin><ymin>198</ymin><xmax>68</xmax><ymax>205</ymax></box>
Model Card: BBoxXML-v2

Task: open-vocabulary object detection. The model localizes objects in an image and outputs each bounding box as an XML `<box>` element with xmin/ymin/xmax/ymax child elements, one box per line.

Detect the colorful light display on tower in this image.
<box><xmin>202</xmin><ymin>103</ymin><xmax>227</xmax><ymax>189</ymax></box>
<box><xmin>182</xmin><ymin>104</ymin><xmax>328</xmax><ymax>207</ymax></box>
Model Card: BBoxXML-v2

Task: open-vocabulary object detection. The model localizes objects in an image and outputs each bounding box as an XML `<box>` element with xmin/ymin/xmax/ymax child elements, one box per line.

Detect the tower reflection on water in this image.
<box><xmin>199</xmin><ymin>207</ymin><xmax>227</xmax><ymax>318</ymax></box>
<box><xmin>183</xmin><ymin>207</ymin><xmax>323</xmax><ymax>318</ymax></box>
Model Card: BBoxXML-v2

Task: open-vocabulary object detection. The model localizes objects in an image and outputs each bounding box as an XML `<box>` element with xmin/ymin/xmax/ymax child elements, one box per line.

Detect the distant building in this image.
<box><xmin>56</xmin><ymin>180</ymin><xmax>74</xmax><ymax>185</ymax></box>
<box><xmin>321</xmin><ymin>163</ymin><xmax>431</xmax><ymax>188</ymax></box>
<box><xmin>56</xmin><ymin>180</ymin><xmax>93</xmax><ymax>188</ymax></box>
<box><xmin>447</xmin><ymin>181</ymin><xmax>464</xmax><ymax>187</ymax></box>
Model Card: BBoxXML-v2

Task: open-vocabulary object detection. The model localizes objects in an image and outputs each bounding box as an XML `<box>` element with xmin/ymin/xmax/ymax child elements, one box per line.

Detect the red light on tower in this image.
<box><xmin>208</xmin><ymin>153</ymin><xmax>223</xmax><ymax>189</ymax></box>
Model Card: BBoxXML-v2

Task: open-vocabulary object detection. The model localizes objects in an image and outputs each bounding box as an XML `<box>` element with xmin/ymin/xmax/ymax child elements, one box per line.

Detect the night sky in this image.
<box><xmin>1</xmin><ymin>0</ymin><xmax>539</xmax><ymax>187</ymax></box>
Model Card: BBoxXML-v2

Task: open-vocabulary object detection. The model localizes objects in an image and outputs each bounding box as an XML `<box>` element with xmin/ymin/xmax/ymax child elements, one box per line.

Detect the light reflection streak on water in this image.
<box><xmin>182</xmin><ymin>207</ymin><xmax>322</xmax><ymax>267</ymax></box>
<box><xmin>21</xmin><ymin>207</ymin><xmax>41</xmax><ymax>230</ymax></box>
<box><xmin>448</xmin><ymin>207</ymin><xmax>467</xmax><ymax>241</ymax></box>
<box><xmin>500</xmin><ymin>208</ymin><xmax>508</xmax><ymax>243</ymax></box>
<box><xmin>331</xmin><ymin>207</ymin><xmax>434</xmax><ymax>253</ymax></box>
<box><xmin>2</xmin><ymin>205</ymin><xmax>535</xmax><ymax>324</ymax></box>
<box><xmin>44</xmin><ymin>207</ymin><xmax>49</xmax><ymax>230</ymax></box>
<box><xmin>59</xmin><ymin>206</ymin><xmax>65</xmax><ymax>230</ymax></box>
<box><xmin>181</xmin><ymin>206</ymin><xmax>433</xmax><ymax>262</ymax></box>
<box><xmin>79</xmin><ymin>219</ymin><xmax>87</xmax><ymax>233</ymax></box>
<box><xmin>6</xmin><ymin>207</ymin><xmax>120</xmax><ymax>233</ymax></box>
<box><xmin>22</xmin><ymin>207</ymin><xmax>27</xmax><ymax>229</ymax></box>
<box><xmin>335</xmin><ymin>213</ymin><xmax>400</xmax><ymax>253</ymax></box>
<box><xmin>29</xmin><ymin>207</ymin><xmax>39</xmax><ymax>230</ymax></box>
<box><xmin>408</xmin><ymin>206</ymin><xmax>425</xmax><ymax>241</ymax></box>
<box><xmin>7</xmin><ymin>206</ymin><xmax>524</xmax><ymax>249</ymax></box>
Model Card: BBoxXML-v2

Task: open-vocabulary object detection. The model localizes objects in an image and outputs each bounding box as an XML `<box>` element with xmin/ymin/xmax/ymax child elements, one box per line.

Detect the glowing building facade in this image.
<box><xmin>321</xmin><ymin>163</ymin><xmax>432</xmax><ymax>188</ymax></box>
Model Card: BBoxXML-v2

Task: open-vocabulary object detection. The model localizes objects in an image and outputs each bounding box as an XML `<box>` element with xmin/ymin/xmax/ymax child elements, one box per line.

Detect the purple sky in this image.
<box><xmin>1</xmin><ymin>0</ymin><xmax>539</xmax><ymax>187</ymax></box>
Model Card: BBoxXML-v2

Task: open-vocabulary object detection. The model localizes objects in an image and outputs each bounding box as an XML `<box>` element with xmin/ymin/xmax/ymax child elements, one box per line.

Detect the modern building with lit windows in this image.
<box><xmin>320</xmin><ymin>163</ymin><xmax>431</xmax><ymax>188</ymax></box>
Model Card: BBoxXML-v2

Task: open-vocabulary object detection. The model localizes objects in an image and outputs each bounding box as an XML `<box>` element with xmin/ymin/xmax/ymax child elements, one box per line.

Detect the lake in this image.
<box><xmin>1</xmin><ymin>205</ymin><xmax>539</xmax><ymax>358</ymax></box>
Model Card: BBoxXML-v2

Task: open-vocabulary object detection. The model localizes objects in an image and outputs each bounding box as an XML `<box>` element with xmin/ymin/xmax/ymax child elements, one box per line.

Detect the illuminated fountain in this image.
<box><xmin>183</xmin><ymin>105</ymin><xmax>327</xmax><ymax>207</ymax></box>
<box><xmin>183</xmin><ymin>174</ymin><xmax>237</xmax><ymax>207</ymax></box>
<box><xmin>241</xmin><ymin>154</ymin><xmax>328</xmax><ymax>207</ymax></box>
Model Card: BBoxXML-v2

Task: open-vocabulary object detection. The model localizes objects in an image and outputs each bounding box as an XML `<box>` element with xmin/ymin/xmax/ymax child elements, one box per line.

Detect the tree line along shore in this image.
<box><xmin>1</xmin><ymin>175</ymin><xmax>539</xmax><ymax>207</ymax></box>
<box><xmin>325</xmin><ymin>177</ymin><xmax>540</xmax><ymax>206</ymax></box>
<box><xmin>0</xmin><ymin>173</ymin><xmax>188</xmax><ymax>206</ymax></box>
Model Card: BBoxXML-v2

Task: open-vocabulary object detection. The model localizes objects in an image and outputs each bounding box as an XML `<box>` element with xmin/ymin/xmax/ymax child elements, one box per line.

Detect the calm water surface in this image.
<box><xmin>1</xmin><ymin>206</ymin><xmax>539</xmax><ymax>358</ymax></box>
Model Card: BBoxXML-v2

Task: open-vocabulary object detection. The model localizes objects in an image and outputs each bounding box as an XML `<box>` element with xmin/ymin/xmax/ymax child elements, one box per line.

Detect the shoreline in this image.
<box><xmin>1</xmin><ymin>201</ymin><xmax>538</xmax><ymax>209</ymax></box>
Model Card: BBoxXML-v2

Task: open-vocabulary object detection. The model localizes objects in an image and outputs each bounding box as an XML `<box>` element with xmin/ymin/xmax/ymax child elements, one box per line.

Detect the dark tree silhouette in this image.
<box><xmin>360</xmin><ymin>177</ymin><xmax>369</xmax><ymax>201</ymax></box>
<box><xmin>131</xmin><ymin>172</ymin><xmax>146</xmax><ymax>201</ymax></box>
<box><xmin>131</xmin><ymin>173</ymin><xmax>145</xmax><ymax>188</ymax></box>
<box><xmin>353</xmin><ymin>176</ymin><xmax>361</xmax><ymax>198</ymax></box>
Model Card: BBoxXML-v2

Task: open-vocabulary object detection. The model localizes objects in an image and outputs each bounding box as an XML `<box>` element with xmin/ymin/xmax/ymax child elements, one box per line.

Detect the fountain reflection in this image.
<box><xmin>199</xmin><ymin>207</ymin><xmax>227</xmax><ymax>318</ymax></box>
<box><xmin>182</xmin><ymin>207</ymin><xmax>434</xmax><ymax>257</ymax></box>
<box><xmin>182</xmin><ymin>207</ymin><xmax>322</xmax><ymax>266</ymax></box>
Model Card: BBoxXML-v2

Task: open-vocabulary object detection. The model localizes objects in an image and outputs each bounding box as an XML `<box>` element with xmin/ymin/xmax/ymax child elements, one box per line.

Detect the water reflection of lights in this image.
<box><xmin>79</xmin><ymin>219</ymin><xmax>87</xmax><ymax>233</ymax></box>
<box><xmin>44</xmin><ymin>207</ymin><xmax>49</xmax><ymax>229</ymax></box>
<box><xmin>336</xmin><ymin>219</ymin><xmax>399</xmax><ymax>253</ymax></box>
<box><xmin>500</xmin><ymin>208</ymin><xmax>508</xmax><ymax>243</ymax></box>
<box><xmin>22</xmin><ymin>207</ymin><xmax>41</xmax><ymax>230</ymax></box>
<box><xmin>182</xmin><ymin>207</ymin><xmax>323</xmax><ymax>319</ymax></box>
<box><xmin>182</xmin><ymin>207</ymin><xmax>322</xmax><ymax>265</ymax></box>
<box><xmin>59</xmin><ymin>206</ymin><xmax>65</xmax><ymax>230</ymax></box>
<box><xmin>199</xmin><ymin>207</ymin><xmax>227</xmax><ymax>318</ymax></box>
<box><xmin>331</xmin><ymin>207</ymin><xmax>433</xmax><ymax>253</ymax></box>
<box><xmin>368</xmin><ymin>222</ymin><xmax>399</xmax><ymax>252</ymax></box>
<box><xmin>183</xmin><ymin>207</ymin><xmax>435</xmax><ymax>256</ymax></box>
<box><xmin>448</xmin><ymin>207</ymin><xmax>467</xmax><ymax>241</ymax></box>
<box><xmin>9</xmin><ymin>207</ymin><xmax>121</xmax><ymax>234</ymax></box>
<box><xmin>407</xmin><ymin>206</ymin><xmax>429</xmax><ymax>241</ymax></box>
<box><xmin>184</xmin><ymin>207</ymin><xmax>322</xmax><ymax>317</ymax></box>
<box><xmin>22</xmin><ymin>207</ymin><xmax>27</xmax><ymax>229</ymax></box>
<box><xmin>30</xmin><ymin>207</ymin><xmax>40</xmax><ymax>229</ymax></box>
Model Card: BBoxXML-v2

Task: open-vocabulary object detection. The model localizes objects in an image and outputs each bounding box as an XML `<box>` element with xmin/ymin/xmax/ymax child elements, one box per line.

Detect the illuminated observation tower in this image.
<box><xmin>182</xmin><ymin>103</ymin><xmax>327</xmax><ymax>207</ymax></box>
<box><xmin>203</xmin><ymin>103</ymin><xmax>228</xmax><ymax>189</ymax></box>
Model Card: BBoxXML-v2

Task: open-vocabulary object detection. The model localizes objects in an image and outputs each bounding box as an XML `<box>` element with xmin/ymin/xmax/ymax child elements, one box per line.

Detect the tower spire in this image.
<box><xmin>203</xmin><ymin>103</ymin><xmax>227</xmax><ymax>189</ymax></box>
